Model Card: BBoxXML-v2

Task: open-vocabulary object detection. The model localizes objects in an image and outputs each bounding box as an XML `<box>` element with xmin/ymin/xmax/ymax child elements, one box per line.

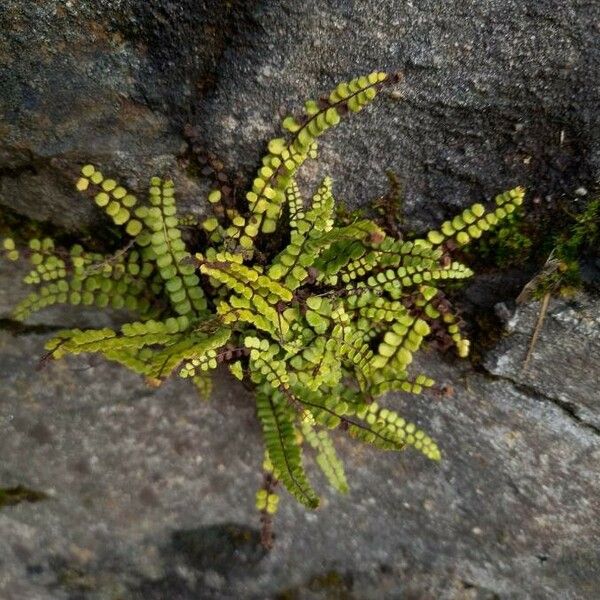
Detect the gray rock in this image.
<box><xmin>1</xmin><ymin>2</ymin><xmax>600</xmax><ymax>598</ymax></box>
<box><xmin>196</xmin><ymin>0</ymin><xmax>600</xmax><ymax>227</ymax></box>
<box><xmin>0</xmin><ymin>322</ymin><xmax>598</xmax><ymax>599</ymax></box>
<box><xmin>1</xmin><ymin>0</ymin><xmax>599</xmax><ymax>232</ymax></box>
<box><xmin>485</xmin><ymin>293</ymin><xmax>600</xmax><ymax>431</ymax></box>
<box><xmin>0</xmin><ymin>0</ymin><xmax>224</xmax><ymax>229</ymax></box>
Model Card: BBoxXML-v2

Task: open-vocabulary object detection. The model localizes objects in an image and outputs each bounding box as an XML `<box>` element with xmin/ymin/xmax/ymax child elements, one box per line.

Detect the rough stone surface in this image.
<box><xmin>485</xmin><ymin>293</ymin><xmax>600</xmax><ymax>431</ymax></box>
<box><xmin>0</xmin><ymin>0</ymin><xmax>239</xmax><ymax>229</ymax></box>
<box><xmin>1</xmin><ymin>0</ymin><xmax>599</xmax><ymax>232</ymax></box>
<box><xmin>0</xmin><ymin>300</ymin><xmax>599</xmax><ymax>599</ymax></box>
<box><xmin>1</xmin><ymin>2</ymin><xmax>600</xmax><ymax>599</ymax></box>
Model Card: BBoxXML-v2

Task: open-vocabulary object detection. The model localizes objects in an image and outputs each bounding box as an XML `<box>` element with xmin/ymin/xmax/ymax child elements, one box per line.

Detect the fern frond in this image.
<box><xmin>135</xmin><ymin>177</ymin><xmax>207</xmax><ymax>317</ymax></box>
<box><xmin>192</xmin><ymin>372</ymin><xmax>213</xmax><ymax>400</ymax></box>
<box><xmin>1</xmin><ymin>236</ymin><xmax>20</xmax><ymax>261</ymax></box>
<box><xmin>354</xmin><ymin>402</ymin><xmax>441</xmax><ymax>460</ymax></box>
<box><xmin>9</xmin><ymin>239</ymin><xmax>155</xmax><ymax>321</ymax></box>
<box><xmin>142</xmin><ymin>327</ymin><xmax>231</xmax><ymax>380</ymax></box>
<box><xmin>241</xmin><ymin>72</ymin><xmax>392</xmax><ymax>242</ymax></box>
<box><xmin>256</xmin><ymin>387</ymin><xmax>319</xmax><ymax>509</ymax></box>
<box><xmin>44</xmin><ymin>319</ymin><xmax>186</xmax><ymax>360</ymax></box>
<box><xmin>301</xmin><ymin>423</ymin><xmax>348</xmax><ymax>493</ymax></box>
<box><xmin>426</xmin><ymin>187</ymin><xmax>525</xmax><ymax>248</ymax></box>
<box><xmin>287</xmin><ymin>178</ymin><xmax>305</xmax><ymax>230</ymax></box>
<box><xmin>76</xmin><ymin>165</ymin><xmax>143</xmax><ymax>235</ymax></box>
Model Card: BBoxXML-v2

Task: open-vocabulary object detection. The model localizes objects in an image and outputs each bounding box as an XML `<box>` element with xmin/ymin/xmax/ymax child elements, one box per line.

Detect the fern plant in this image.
<box><xmin>1</xmin><ymin>72</ymin><xmax>524</xmax><ymax>547</ymax></box>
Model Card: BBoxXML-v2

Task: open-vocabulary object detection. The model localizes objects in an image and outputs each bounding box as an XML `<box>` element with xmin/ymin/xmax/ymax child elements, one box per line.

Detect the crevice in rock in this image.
<box><xmin>0</xmin><ymin>485</ymin><xmax>49</xmax><ymax>509</ymax></box>
<box><xmin>0</xmin><ymin>162</ymin><xmax>38</xmax><ymax>179</ymax></box>
<box><xmin>0</xmin><ymin>193</ymin><xmax>125</xmax><ymax>256</ymax></box>
<box><xmin>512</xmin><ymin>381</ymin><xmax>600</xmax><ymax>436</ymax></box>
<box><xmin>479</xmin><ymin>367</ymin><xmax>600</xmax><ymax>437</ymax></box>
<box><xmin>125</xmin><ymin>0</ymin><xmax>261</xmax><ymax>127</ymax></box>
<box><xmin>0</xmin><ymin>318</ymin><xmax>66</xmax><ymax>336</ymax></box>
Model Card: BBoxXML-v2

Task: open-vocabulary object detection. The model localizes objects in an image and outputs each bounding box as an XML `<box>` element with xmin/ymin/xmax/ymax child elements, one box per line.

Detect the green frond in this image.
<box><xmin>177</xmin><ymin>213</ymin><xmax>201</xmax><ymax>227</ymax></box>
<box><xmin>301</xmin><ymin>423</ymin><xmax>348</xmax><ymax>493</ymax></box>
<box><xmin>192</xmin><ymin>372</ymin><xmax>213</xmax><ymax>400</ymax></box>
<box><xmin>46</xmin><ymin>317</ymin><xmax>230</xmax><ymax>383</ymax></box>
<box><xmin>199</xmin><ymin>254</ymin><xmax>293</xmax><ymax>304</ymax></box>
<box><xmin>135</xmin><ymin>177</ymin><xmax>207</xmax><ymax>317</ymax></box>
<box><xmin>44</xmin><ymin>318</ymin><xmax>186</xmax><ymax>361</ymax></box>
<box><xmin>286</xmin><ymin>179</ymin><xmax>305</xmax><ymax>230</ymax></box>
<box><xmin>301</xmin><ymin>177</ymin><xmax>335</xmax><ymax>234</ymax></box>
<box><xmin>255</xmin><ymin>485</ymin><xmax>280</xmax><ymax>515</ymax></box>
<box><xmin>354</xmin><ymin>402</ymin><xmax>440</xmax><ymax>460</ymax></box>
<box><xmin>294</xmin><ymin>386</ymin><xmax>359</xmax><ymax>430</ymax></box>
<box><xmin>242</xmin><ymin>72</ymin><xmax>391</xmax><ymax>241</ymax></box>
<box><xmin>368</xmin><ymin>371</ymin><xmax>435</xmax><ymax>397</ymax></box>
<box><xmin>371</xmin><ymin>314</ymin><xmax>429</xmax><ymax>370</ymax></box>
<box><xmin>1</xmin><ymin>236</ymin><xmax>20</xmax><ymax>261</ymax></box>
<box><xmin>324</xmin><ymin>237</ymin><xmax>441</xmax><ymax>287</ymax></box>
<box><xmin>9</xmin><ymin>238</ymin><xmax>155</xmax><ymax>321</ymax></box>
<box><xmin>426</xmin><ymin>187</ymin><xmax>525</xmax><ymax>248</ymax></box>
<box><xmin>255</xmin><ymin>451</ymin><xmax>281</xmax><ymax>540</ymax></box>
<box><xmin>176</xmin><ymin>327</ymin><xmax>233</xmax><ymax>379</ymax></box>
<box><xmin>228</xmin><ymin>360</ymin><xmax>244</xmax><ymax>381</ymax></box>
<box><xmin>270</xmin><ymin>215</ymin><xmax>383</xmax><ymax>291</ymax></box>
<box><xmin>256</xmin><ymin>387</ymin><xmax>319</xmax><ymax>509</ymax></box>
<box><xmin>143</xmin><ymin>327</ymin><xmax>231</xmax><ymax>380</ymax></box>
<box><xmin>77</xmin><ymin>164</ymin><xmax>143</xmax><ymax>234</ymax></box>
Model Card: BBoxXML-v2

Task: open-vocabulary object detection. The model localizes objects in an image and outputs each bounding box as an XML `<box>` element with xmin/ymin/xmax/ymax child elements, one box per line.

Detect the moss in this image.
<box><xmin>0</xmin><ymin>485</ymin><xmax>48</xmax><ymax>508</ymax></box>
<box><xmin>468</xmin><ymin>191</ymin><xmax>599</xmax><ymax>290</ymax></box>
<box><xmin>276</xmin><ymin>570</ymin><xmax>353</xmax><ymax>600</ymax></box>
<box><xmin>471</xmin><ymin>207</ymin><xmax>533</xmax><ymax>269</ymax></box>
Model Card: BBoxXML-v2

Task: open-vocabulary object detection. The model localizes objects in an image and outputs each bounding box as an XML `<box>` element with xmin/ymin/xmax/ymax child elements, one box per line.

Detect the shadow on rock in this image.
<box><xmin>130</xmin><ymin>523</ymin><xmax>267</xmax><ymax>599</ymax></box>
<box><xmin>170</xmin><ymin>523</ymin><xmax>267</xmax><ymax>576</ymax></box>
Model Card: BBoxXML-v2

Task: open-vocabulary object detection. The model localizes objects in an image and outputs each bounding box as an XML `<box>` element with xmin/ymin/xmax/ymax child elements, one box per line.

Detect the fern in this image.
<box><xmin>1</xmin><ymin>71</ymin><xmax>526</xmax><ymax>547</ymax></box>
<box><xmin>256</xmin><ymin>386</ymin><xmax>319</xmax><ymax>509</ymax></box>
<box><xmin>300</xmin><ymin>423</ymin><xmax>348</xmax><ymax>494</ymax></box>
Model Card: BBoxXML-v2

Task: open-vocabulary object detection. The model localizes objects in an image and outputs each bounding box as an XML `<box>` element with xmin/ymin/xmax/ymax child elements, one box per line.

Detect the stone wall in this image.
<box><xmin>1</xmin><ymin>1</ymin><xmax>598</xmax><ymax>231</ymax></box>
<box><xmin>1</xmin><ymin>2</ymin><xmax>599</xmax><ymax>598</ymax></box>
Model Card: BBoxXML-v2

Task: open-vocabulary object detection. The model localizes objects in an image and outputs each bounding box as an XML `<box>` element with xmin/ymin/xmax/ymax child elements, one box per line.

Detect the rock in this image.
<box><xmin>485</xmin><ymin>292</ymin><xmax>600</xmax><ymax>431</ymax></box>
<box><xmin>0</xmin><ymin>326</ymin><xmax>598</xmax><ymax>598</ymax></box>
<box><xmin>1</xmin><ymin>1</ymin><xmax>599</xmax><ymax>233</ymax></box>
<box><xmin>1</xmin><ymin>2</ymin><xmax>600</xmax><ymax>598</ymax></box>
<box><xmin>195</xmin><ymin>0</ymin><xmax>600</xmax><ymax>227</ymax></box>
<box><xmin>0</xmin><ymin>0</ymin><xmax>236</xmax><ymax>230</ymax></box>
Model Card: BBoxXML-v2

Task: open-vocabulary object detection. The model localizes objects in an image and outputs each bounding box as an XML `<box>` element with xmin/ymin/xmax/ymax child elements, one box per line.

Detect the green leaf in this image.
<box><xmin>256</xmin><ymin>387</ymin><xmax>319</xmax><ymax>509</ymax></box>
